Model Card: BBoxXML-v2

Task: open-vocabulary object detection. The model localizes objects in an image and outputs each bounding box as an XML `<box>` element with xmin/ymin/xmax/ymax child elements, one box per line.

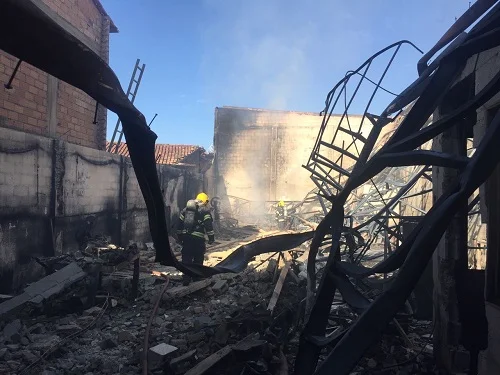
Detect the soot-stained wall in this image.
<box><xmin>0</xmin><ymin>127</ymin><xmax>203</xmax><ymax>293</ymax></box>
<box><xmin>213</xmin><ymin>106</ymin><xmax>365</xmax><ymax>217</ymax></box>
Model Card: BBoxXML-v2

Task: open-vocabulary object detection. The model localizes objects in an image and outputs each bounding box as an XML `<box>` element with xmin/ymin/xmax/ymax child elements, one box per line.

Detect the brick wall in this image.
<box><xmin>0</xmin><ymin>127</ymin><xmax>203</xmax><ymax>293</ymax></box>
<box><xmin>0</xmin><ymin>56</ymin><xmax>48</xmax><ymax>136</ymax></box>
<box><xmin>0</xmin><ymin>0</ymin><xmax>111</xmax><ymax>150</ymax></box>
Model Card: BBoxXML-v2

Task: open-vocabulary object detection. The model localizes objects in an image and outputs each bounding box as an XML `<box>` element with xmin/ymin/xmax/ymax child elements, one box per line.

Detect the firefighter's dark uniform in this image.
<box><xmin>176</xmin><ymin>200</ymin><xmax>215</xmax><ymax>285</ymax></box>
<box><xmin>276</xmin><ymin>206</ymin><xmax>286</xmax><ymax>230</ymax></box>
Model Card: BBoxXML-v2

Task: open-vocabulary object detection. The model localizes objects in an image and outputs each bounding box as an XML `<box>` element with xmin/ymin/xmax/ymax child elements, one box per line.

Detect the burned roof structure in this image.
<box><xmin>3</xmin><ymin>0</ymin><xmax>500</xmax><ymax>374</ymax></box>
<box><xmin>294</xmin><ymin>1</ymin><xmax>500</xmax><ymax>374</ymax></box>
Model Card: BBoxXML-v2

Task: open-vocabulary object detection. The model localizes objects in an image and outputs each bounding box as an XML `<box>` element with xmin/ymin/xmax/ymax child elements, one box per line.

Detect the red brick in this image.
<box><xmin>18</xmin><ymin>114</ymin><xmax>28</xmax><ymax>123</ymax></box>
<box><xmin>0</xmin><ymin>0</ymin><xmax>110</xmax><ymax>149</ymax></box>
<box><xmin>27</xmin><ymin>117</ymin><xmax>37</xmax><ymax>126</ymax></box>
<box><xmin>28</xmin><ymin>86</ymin><xmax>38</xmax><ymax>95</ymax></box>
<box><xmin>3</xmin><ymin>101</ymin><xmax>15</xmax><ymax>111</ymax></box>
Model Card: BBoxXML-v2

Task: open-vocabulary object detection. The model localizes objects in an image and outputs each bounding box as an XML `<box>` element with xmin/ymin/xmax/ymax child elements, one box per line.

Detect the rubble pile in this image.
<box><xmin>0</xmin><ymin>232</ymin><xmax>305</xmax><ymax>375</ymax></box>
<box><xmin>0</xmin><ymin>229</ymin><xmax>439</xmax><ymax>374</ymax></box>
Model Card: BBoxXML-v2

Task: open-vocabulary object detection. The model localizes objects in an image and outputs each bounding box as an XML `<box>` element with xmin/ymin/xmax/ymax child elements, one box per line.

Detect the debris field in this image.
<box><xmin>0</xmin><ymin>227</ymin><xmax>439</xmax><ymax>375</ymax></box>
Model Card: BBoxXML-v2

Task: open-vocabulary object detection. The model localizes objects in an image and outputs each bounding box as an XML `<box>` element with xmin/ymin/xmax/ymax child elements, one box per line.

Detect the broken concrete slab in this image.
<box><xmin>3</xmin><ymin>319</ymin><xmax>22</xmax><ymax>341</ymax></box>
<box><xmin>0</xmin><ymin>294</ymin><xmax>32</xmax><ymax>320</ymax></box>
<box><xmin>164</xmin><ymin>279</ymin><xmax>212</xmax><ymax>300</ymax></box>
<box><xmin>0</xmin><ymin>263</ymin><xmax>86</xmax><ymax>319</ymax></box>
<box><xmin>24</xmin><ymin>262</ymin><xmax>86</xmax><ymax>299</ymax></box>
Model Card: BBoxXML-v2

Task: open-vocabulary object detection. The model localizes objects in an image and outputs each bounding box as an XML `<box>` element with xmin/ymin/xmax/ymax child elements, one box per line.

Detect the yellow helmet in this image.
<box><xmin>196</xmin><ymin>192</ymin><xmax>209</xmax><ymax>205</ymax></box>
<box><xmin>278</xmin><ymin>200</ymin><xmax>285</xmax><ymax>207</ymax></box>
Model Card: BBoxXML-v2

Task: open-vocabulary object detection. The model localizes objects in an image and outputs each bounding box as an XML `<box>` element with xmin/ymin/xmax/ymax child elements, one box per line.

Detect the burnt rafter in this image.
<box><xmin>295</xmin><ymin>5</ymin><xmax>500</xmax><ymax>375</ymax></box>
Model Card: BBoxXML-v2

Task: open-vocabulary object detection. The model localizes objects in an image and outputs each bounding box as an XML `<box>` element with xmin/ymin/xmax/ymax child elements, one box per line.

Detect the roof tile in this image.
<box><xmin>106</xmin><ymin>142</ymin><xmax>200</xmax><ymax>165</ymax></box>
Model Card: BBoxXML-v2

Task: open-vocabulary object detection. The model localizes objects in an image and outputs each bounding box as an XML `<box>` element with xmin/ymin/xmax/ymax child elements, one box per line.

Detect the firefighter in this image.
<box><xmin>176</xmin><ymin>192</ymin><xmax>215</xmax><ymax>285</ymax></box>
<box><xmin>275</xmin><ymin>200</ymin><xmax>287</xmax><ymax>230</ymax></box>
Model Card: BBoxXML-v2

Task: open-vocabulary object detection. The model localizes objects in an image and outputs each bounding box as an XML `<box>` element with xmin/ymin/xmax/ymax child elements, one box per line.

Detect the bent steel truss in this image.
<box><xmin>295</xmin><ymin>2</ymin><xmax>500</xmax><ymax>374</ymax></box>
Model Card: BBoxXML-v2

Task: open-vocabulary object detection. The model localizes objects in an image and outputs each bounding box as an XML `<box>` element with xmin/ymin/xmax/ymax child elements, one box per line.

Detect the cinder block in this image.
<box><xmin>212</xmin><ymin>280</ymin><xmax>228</xmax><ymax>294</ymax></box>
<box><xmin>148</xmin><ymin>343</ymin><xmax>178</xmax><ymax>368</ymax></box>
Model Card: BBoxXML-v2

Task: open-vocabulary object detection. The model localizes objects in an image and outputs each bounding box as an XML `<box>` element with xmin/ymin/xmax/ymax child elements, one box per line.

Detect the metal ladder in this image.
<box><xmin>107</xmin><ymin>58</ymin><xmax>146</xmax><ymax>153</ymax></box>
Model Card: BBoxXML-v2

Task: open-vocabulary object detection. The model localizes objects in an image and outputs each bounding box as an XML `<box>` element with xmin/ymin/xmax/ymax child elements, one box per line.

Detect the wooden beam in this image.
<box><xmin>29</xmin><ymin>0</ymin><xmax>100</xmax><ymax>54</ymax></box>
<box><xmin>267</xmin><ymin>251</ymin><xmax>292</xmax><ymax>313</ymax></box>
<box><xmin>183</xmin><ymin>345</ymin><xmax>232</xmax><ymax>375</ymax></box>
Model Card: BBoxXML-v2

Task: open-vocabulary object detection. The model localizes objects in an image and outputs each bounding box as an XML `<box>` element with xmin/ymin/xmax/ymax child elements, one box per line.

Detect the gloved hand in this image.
<box><xmin>208</xmin><ymin>236</ymin><xmax>215</xmax><ymax>245</ymax></box>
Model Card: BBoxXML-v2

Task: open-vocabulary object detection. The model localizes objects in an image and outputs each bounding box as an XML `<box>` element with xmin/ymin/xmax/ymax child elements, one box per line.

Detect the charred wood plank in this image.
<box><xmin>267</xmin><ymin>252</ymin><xmax>293</xmax><ymax>313</ymax></box>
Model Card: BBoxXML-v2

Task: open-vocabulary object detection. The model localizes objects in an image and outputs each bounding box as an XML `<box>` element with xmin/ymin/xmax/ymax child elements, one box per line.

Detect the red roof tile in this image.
<box><xmin>106</xmin><ymin>142</ymin><xmax>200</xmax><ymax>165</ymax></box>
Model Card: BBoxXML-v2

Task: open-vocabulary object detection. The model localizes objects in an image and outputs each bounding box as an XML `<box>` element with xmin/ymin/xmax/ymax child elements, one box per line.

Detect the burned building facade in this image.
<box><xmin>431</xmin><ymin>44</ymin><xmax>500</xmax><ymax>375</ymax></box>
<box><xmin>0</xmin><ymin>1</ymin><xmax>205</xmax><ymax>293</ymax></box>
<box><xmin>211</xmin><ymin>106</ymin><xmax>368</xmax><ymax>222</ymax></box>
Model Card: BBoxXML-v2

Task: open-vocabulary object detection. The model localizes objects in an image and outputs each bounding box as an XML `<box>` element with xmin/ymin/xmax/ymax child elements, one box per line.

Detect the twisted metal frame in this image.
<box><xmin>294</xmin><ymin>3</ymin><xmax>500</xmax><ymax>373</ymax></box>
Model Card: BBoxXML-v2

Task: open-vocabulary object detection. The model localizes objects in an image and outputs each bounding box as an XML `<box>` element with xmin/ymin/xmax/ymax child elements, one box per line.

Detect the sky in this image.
<box><xmin>102</xmin><ymin>0</ymin><xmax>472</xmax><ymax>149</ymax></box>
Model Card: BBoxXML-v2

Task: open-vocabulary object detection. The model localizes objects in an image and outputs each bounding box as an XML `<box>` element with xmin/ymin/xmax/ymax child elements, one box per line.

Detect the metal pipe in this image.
<box><xmin>4</xmin><ymin>59</ymin><xmax>22</xmax><ymax>89</ymax></box>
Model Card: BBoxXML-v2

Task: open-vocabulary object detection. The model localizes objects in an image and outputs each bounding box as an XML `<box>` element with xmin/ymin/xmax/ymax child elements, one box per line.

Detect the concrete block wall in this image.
<box><xmin>0</xmin><ymin>129</ymin><xmax>54</xmax><ymax>294</ymax></box>
<box><xmin>0</xmin><ymin>0</ymin><xmax>111</xmax><ymax>150</ymax></box>
<box><xmin>0</xmin><ymin>129</ymin><xmax>53</xmax><ymax>212</ymax></box>
<box><xmin>123</xmin><ymin>164</ymin><xmax>148</xmax><ymax>243</ymax></box>
<box><xmin>0</xmin><ymin>127</ymin><xmax>203</xmax><ymax>293</ymax></box>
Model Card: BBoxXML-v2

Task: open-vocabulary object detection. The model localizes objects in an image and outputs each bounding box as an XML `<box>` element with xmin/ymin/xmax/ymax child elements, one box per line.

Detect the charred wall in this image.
<box><xmin>213</xmin><ymin>106</ymin><xmax>368</xmax><ymax>222</ymax></box>
<box><xmin>473</xmin><ymin>45</ymin><xmax>500</xmax><ymax>375</ymax></box>
<box><xmin>0</xmin><ymin>127</ymin><xmax>203</xmax><ymax>293</ymax></box>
